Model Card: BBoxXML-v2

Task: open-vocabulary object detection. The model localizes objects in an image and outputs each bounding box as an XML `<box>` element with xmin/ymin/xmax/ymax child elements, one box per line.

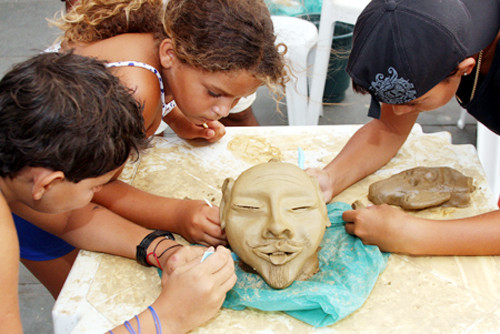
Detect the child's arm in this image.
<box><xmin>342</xmin><ymin>204</ymin><xmax>500</xmax><ymax>255</ymax></box>
<box><xmin>21</xmin><ymin>202</ymin><xmax>235</xmax><ymax>333</ymax></box>
<box><xmin>93</xmin><ymin>180</ymin><xmax>227</xmax><ymax>246</ymax></box>
<box><xmin>0</xmin><ymin>196</ymin><xmax>23</xmax><ymax>333</ymax></box>
<box><xmin>307</xmin><ymin>103</ymin><xmax>419</xmax><ymax>202</ymax></box>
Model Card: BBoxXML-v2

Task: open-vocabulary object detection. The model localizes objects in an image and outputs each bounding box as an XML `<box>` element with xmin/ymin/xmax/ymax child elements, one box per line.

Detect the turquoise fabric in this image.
<box><xmin>222</xmin><ymin>202</ymin><xmax>389</xmax><ymax>327</ymax></box>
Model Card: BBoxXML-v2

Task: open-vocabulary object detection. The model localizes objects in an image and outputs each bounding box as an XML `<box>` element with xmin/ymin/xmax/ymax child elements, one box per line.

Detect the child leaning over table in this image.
<box><xmin>50</xmin><ymin>0</ymin><xmax>287</xmax><ymax>138</ymax></box>
<box><xmin>0</xmin><ymin>52</ymin><xmax>236</xmax><ymax>333</ymax></box>
<box><xmin>306</xmin><ymin>0</ymin><xmax>500</xmax><ymax>256</ymax></box>
<box><xmin>22</xmin><ymin>0</ymin><xmax>285</xmax><ymax>301</ymax></box>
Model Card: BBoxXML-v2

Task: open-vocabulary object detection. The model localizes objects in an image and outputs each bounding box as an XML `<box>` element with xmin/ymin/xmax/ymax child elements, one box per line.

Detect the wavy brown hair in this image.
<box><xmin>0</xmin><ymin>52</ymin><xmax>148</xmax><ymax>182</ymax></box>
<box><xmin>51</xmin><ymin>0</ymin><xmax>287</xmax><ymax>97</ymax></box>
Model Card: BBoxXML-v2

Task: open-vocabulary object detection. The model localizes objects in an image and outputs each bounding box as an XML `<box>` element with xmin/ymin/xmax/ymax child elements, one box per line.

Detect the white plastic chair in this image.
<box><xmin>306</xmin><ymin>0</ymin><xmax>371</xmax><ymax>124</ymax></box>
<box><xmin>271</xmin><ymin>15</ymin><xmax>318</xmax><ymax>125</ymax></box>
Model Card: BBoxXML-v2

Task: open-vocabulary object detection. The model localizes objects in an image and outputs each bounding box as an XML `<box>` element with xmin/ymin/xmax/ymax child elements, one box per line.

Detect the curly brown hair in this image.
<box><xmin>51</xmin><ymin>0</ymin><xmax>164</xmax><ymax>43</ymax></box>
<box><xmin>51</xmin><ymin>0</ymin><xmax>287</xmax><ymax>95</ymax></box>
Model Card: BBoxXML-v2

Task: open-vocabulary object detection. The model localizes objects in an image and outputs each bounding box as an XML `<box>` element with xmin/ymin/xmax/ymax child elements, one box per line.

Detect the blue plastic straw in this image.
<box><xmin>298</xmin><ymin>146</ymin><xmax>304</xmax><ymax>169</ymax></box>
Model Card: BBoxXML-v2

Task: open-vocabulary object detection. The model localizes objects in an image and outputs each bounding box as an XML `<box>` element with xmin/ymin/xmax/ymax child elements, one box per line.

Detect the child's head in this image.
<box><xmin>162</xmin><ymin>0</ymin><xmax>286</xmax><ymax>89</ymax></box>
<box><xmin>53</xmin><ymin>0</ymin><xmax>287</xmax><ymax>99</ymax></box>
<box><xmin>347</xmin><ymin>0</ymin><xmax>500</xmax><ymax>117</ymax></box>
<box><xmin>159</xmin><ymin>0</ymin><xmax>287</xmax><ymax>122</ymax></box>
<box><xmin>0</xmin><ymin>52</ymin><xmax>148</xmax><ymax>183</ymax></box>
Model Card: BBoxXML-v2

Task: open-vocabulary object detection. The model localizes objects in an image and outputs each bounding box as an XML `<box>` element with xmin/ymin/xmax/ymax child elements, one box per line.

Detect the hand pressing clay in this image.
<box><xmin>220</xmin><ymin>160</ymin><xmax>330</xmax><ymax>289</ymax></box>
<box><xmin>368</xmin><ymin>166</ymin><xmax>475</xmax><ymax>210</ymax></box>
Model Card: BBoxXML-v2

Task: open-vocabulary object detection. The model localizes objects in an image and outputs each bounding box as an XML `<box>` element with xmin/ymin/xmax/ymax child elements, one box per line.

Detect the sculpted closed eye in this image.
<box><xmin>291</xmin><ymin>205</ymin><xmax>313</xmax><ymax>211</ymax></box>
<box><xmin>234</xmin><ymin>204</ymin><xmax>261</xmax><ymax>210</ymax></box>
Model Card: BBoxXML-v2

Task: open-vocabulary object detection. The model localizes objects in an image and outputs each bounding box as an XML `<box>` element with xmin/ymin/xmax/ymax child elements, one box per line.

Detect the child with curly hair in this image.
<box><xmin>21</xmin><ymin>0</ymin><xmax>285</xmax><ymax>304</ymax></box>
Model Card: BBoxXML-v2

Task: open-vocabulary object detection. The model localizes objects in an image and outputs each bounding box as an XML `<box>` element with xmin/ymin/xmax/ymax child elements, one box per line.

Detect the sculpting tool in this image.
<box><xmin>202</xmin><ymin>123</ymin><xmax>209</xmax><ymax>129</ymax></box>
<box><xmin>200</xmin><ymin>250</ymin><xmax>239</xmax><ymax>262</ymax></box>
<box><xmin>200</xmin><ymin>250</ymin><xmax>214</xmax><ymax>262</ymax></box>
<box><xmin>204</xmin><ymin>198</ymin><xmax>213</xmax><ymax>207</ymax></box>
<box><xmin>297</xmin><ymin>146</ymin><xmax>305</xmax><ymax>169</ymax></box>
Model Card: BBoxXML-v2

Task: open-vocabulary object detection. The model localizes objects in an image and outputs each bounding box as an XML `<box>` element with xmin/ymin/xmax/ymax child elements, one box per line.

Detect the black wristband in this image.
<box><xmin>136</xmin><ymin>230</ymin><xmax>175</xmax><ymax>266</ymax></box>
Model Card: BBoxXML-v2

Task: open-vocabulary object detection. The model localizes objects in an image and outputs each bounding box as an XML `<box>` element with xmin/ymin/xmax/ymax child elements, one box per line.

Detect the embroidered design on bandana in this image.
<box><xmin>369</xmin><ymin>67</ymin><xmax>416</xmax><ymax>104</ymax></box>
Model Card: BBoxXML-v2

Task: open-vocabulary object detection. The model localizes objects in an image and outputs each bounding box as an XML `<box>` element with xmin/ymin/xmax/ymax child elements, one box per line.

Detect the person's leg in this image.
<box><xmin>21</xmin><ymin>249</ymin><xmax>79</xmax><ymax>299</ymax></box>
<box><xmin>220</xmin><ymin>106</ymin><xmax>259</xmax><ymax>126</ymax></box>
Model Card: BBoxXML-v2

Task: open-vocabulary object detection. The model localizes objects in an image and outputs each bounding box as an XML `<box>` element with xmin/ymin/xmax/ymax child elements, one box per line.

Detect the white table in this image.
<box><xmin>53</xmin><ymin>125</ymin><xmax>500</xmax><ymax>333</ymax></box>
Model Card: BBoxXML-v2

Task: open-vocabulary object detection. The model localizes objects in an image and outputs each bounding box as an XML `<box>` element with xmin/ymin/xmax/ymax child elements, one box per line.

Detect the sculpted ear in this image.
<box><xmin>309</xmin><ymin>174</ymin><xmax>330</xmax><ymax>227</ymax></box>
<box><xmin>219</xmin><ymin>178</ymin><xmax>234</xmax><ymax>230</ymax></box>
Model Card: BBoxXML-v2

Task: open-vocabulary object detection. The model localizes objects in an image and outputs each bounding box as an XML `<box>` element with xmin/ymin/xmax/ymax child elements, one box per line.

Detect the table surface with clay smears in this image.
<box><xmin>53</xmin><ymin>125</ymin><xmax>500</xmax><ymax>334</ymax></box>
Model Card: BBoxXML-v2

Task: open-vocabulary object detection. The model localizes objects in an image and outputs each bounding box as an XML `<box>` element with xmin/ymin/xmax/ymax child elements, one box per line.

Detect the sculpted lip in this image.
<box><xmin>252</xmin><ymin>243</ymin><xmax>303</xmax><ymax>265</ymax></box>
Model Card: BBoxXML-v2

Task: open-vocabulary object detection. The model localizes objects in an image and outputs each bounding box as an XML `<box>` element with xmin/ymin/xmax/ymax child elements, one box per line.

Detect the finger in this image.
<box><xmin>216</xmin><ymin>266</ymin><xmax>237</xmax><ymax>294</ymax></box>
<box><xmin>170</xmin><ymin>245</ymin><xmax>206</xmax><ymax>265</ymax></box>
<box><xmin>344</xmin><ymin>222</ymin><xmax>355</xmax><ymax>235</ymax></box>
<box><xmin>199</xmin><ymin>246</ymin><xmax>232</xmax><ymax>273</ymax></box>
<box><xmin>342</xmin><ymin>209</ymin><xmax>355</xmax><ymax>222</ymax></box>
<box><xmin>204</xmin><ymin>206</ymin><xmax>222</xmax><ymax>223</ymax></box>
<box><xmin>203</xmin><ymin>128</ymin><xmax>216</xmax><ymax>138</ymax></box>
<box><xmin>196</xmin><ymin>233</ymin><xmax>228</xmax><ymax>247</ymax></box>
<box><xmin>208</xmin><ymin>250</ymin><xmax>236</xmax><ymax>288</ymax></box>
<box><xmin>203</xmin><ymin>221</ymin><xmax>226</xmax><ymax>240</ymax></box>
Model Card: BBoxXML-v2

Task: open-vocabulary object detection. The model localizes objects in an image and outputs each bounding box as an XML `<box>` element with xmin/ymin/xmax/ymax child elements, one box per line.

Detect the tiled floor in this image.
<box><xmin>0</xmin><ymin>1</ymin><xmax>477</xmax><ymax>333</ymax></box>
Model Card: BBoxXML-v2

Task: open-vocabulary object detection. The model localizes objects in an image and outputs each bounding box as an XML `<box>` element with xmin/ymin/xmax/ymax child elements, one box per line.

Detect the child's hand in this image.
<box><xmin>165</xmin><ymin>108</ymin><xmax>226</xmax><ymax>142</ymax></box>
<box><xmin>158</xmin><ymin>244</ymin><xmax>206</xmax><ymax>274</ymax></box>
<box><xmin>198</xmin><ymin>120</ymin><xmax>226</xmax><ymax>143</ymax></box>
<box><xmin>174</xmin><ymin>200</ymin><xmax>227</xmax><ymax>246</ymax></box>
<box><xmin>342</xmin><ymin>204</ymin><xmax>418</xmax><ymax>254</ymax></box>
<box><xmin>306</xmin><ymin>167</ymin><xmax>335</xmax><ymax>203</ymax></box>
<box><xmin>153</xmin><ymin>246</ymin><xmax>237</xmax><ymax>333</ymax></box>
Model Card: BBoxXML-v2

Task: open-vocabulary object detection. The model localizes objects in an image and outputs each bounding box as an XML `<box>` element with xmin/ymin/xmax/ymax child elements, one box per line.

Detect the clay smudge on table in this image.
<box><xmin>227</xmin><ymin>135</ymin><xmax>282</xmax><ymax>164</ymax></box>
<box><xmin>368</xmin><ymin>166</ymin><xmax>475</xmax><ymax>210</ymax></box>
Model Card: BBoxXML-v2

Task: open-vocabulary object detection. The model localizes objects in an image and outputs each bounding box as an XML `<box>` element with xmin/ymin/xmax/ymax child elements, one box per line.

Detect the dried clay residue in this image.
<box><xmin>227</xmin><ymin>135</ymin><xmax>282</xmax><ymax>164</ymax></box>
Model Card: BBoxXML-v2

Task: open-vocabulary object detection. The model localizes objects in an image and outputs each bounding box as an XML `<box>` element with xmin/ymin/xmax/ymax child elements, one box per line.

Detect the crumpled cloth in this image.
<box><xmin>222</xmin><ymin>202</ymin><xmax>389</xmax><ymax>327</ymax></box>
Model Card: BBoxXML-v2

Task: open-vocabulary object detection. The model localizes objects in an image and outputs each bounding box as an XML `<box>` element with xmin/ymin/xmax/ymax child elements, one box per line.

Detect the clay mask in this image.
<box><xmin>368</xmin><ymin>166</ymin><xmax>475</xmax><ymax>210</ymax></box>
<box><xmin>220</xmin><ymin>161</ymin><xmax>330</xmax><ymax>289</ymax></box>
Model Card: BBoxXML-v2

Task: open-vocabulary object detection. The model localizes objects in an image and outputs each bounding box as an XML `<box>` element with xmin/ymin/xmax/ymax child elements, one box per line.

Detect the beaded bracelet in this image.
<box><xmin>135</xmin><ymin>315</ymin><xmax>141</xmax><ymax>334</ymax></box>
<box><xmin>136</xmin><ymin>230</ymin><xmax>175</xmax><ymax>266</ymax></box>
<box><xmin>148</xmin><ymin>306</ymin><xmax>162</xmax><ymax>334</ymax></box>
<box><xmin>124</xmin><ymin>320</ymin><xmax>136</xmax><ymax>334</ymax></box>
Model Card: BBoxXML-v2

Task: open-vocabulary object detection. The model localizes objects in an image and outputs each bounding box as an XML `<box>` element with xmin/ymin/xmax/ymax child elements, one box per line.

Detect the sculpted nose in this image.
<box><xmin>262</xmin><ymin>211</ymin><xmax>293</xmax><ymax>239</ymax></box>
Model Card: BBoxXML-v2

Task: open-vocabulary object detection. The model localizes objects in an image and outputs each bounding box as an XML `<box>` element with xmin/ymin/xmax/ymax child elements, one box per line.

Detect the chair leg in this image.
<box><xmin>307</xmin><ymin>0</ymin><xmax>336</xmax><ymax>124</ymax></box>
<box><xmin>457</xmin><ymin>107</ymin><xmax>467</xmax><ymax>129</ymax></box>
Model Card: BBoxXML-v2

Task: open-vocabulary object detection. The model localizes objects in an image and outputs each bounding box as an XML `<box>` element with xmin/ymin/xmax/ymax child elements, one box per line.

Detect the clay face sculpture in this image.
<box><xmin>368</xmin><ymin>166</ymin><xmax>475</xmax><ymax>210</ymax></box>
<box><xmin>220</xmin><ymin>161</ymin><xmax>330</xmax><ymax>289</ymax></box>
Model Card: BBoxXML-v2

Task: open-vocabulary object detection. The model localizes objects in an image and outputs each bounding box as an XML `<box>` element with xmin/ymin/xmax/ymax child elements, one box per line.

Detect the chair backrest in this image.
<box><xmin>306</xmin><ymin>0</ymin><xmax>371</xmax><ymax>125</ymax></box>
